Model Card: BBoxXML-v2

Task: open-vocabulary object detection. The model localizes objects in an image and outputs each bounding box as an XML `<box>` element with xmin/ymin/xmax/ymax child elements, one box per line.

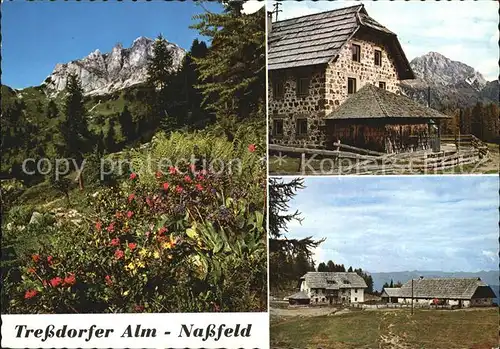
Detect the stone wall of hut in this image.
<box><xmin>324</xmin><ymin>35</ymin><xmax>401</xmax><ymax>115</ymax></box>
<box><xmin>268</xmin><ymin>65</ymin><xmax>327</xmax><ymax>147</ymax></box>
<box><xmin>269</xmin><ymin>34</ymin><xmax>402</xmax><ymax>148</ymax></box>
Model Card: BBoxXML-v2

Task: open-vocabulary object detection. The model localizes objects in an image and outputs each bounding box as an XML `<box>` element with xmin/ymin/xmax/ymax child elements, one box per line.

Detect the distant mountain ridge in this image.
<box><xmin>399</xmin><ymin>52</ymin><xmax>498</xmax><ymax>109</ymax></box>
<box><xmin>42</xmin><ymin>36</ymin><xmax>186</xmax><ymax>96</ymax></box>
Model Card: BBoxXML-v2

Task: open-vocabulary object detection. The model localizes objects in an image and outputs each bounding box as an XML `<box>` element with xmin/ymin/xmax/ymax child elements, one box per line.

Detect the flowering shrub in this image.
<box><xmin>5</xmin><ymin>139</ymin><xmax>266</xmax><ymax>313</ymax></box>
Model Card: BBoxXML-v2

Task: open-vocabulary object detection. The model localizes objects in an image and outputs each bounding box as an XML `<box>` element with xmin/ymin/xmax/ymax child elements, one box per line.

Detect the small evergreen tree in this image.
<box><xmin>60</xmin><ymin>73</ymin><xmax>90</xmax><ymax>190</ymax></box>
<box><xmin>118</xmin><ymin>106</ymin><xmax>134</xmax><ymax>142</ymax></box>
<box><xmin>105</xmin><ymin>119</ymin><xmax>116</xmax><ymax>153</ymax></box>
<box><xmin>46</xmin><ymin>100</ymin><xmax>59</xmax><ymax>119</ymax></box>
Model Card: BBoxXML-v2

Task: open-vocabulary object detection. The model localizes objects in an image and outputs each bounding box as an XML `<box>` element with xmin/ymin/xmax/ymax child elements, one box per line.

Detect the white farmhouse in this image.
<box><xmin>289</xmin><ymin>272</ymin><xmax>368</xmax><ymax>305</ymax></box>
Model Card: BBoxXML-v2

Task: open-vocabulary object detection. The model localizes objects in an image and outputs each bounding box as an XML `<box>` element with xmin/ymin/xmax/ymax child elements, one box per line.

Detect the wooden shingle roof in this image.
<box><xmin>326</xmin><ymin>84</ymin><xmax>452</xmax><ymax>120</ymax></box>
<box><xmin>288</xmin><ymin>291</ymin><xmax>310</xmax><ymax>300</ymax></box>
<box><xmin>268</xmin><ymin>4</ymin><xmax>414</xmax><ymax>79</ymax></box>
<box><xmin>397</xmin><ymin>277</ymin><xmax>494</xmax><ymax>300</ymax></box>
<box><xmin>381</xmin><ymin>288</ymin><xmax>401</xmax><ymax>298</ymax></box>
<box><xmin>301</xmin><ymin>272</ymin><xmax>368</xmax><ymax>289</ymax></box>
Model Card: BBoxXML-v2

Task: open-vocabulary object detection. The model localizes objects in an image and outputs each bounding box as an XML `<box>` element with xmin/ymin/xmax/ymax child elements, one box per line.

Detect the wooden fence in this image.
<box><xmin>269</xmin><ymin>140</ymin><xmax>483</xmax><ymax>175</ymax></box>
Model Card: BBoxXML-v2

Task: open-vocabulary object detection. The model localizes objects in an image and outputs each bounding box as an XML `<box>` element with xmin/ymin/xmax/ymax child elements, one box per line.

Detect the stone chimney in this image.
<box><xmin>267</xmin><ymin>11</ymin><xmax>273</xmax><ymax>35</ymax></box>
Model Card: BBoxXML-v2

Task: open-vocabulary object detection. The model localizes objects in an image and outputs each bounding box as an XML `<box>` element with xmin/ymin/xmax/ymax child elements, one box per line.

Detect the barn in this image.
<box><xmin>380</xmin><ymin>277</ymin><xmax>496</xmax><ymax>308</ymax></box>
<box><xmin>325</xmin><ymin>84</ymin><xmax>452</xmax><ymax>153</ymax></box>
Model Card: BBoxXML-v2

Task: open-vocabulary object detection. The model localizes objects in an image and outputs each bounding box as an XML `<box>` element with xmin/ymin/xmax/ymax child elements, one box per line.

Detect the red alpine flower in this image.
<box><xmin>176</xmin><ymin>186</ymin><xmax>183</xmax><ymax>194</ymax></box>
<box><xmin>134</xmin><ymin>305</ymin><xmax>145</xmax><ymax>312</ymax></box>
<box><xmin>114</xmin><ymin>249</ymin><xmax>124</xmax><ymax>260</ymax></box>
<box><xmin>158</xmin><ymin>227</ymin><xmax>167</xmax><ymax>235</ymax></box>
<box><xmin>105</xmin><ymin>275</ymin><xmax>113</xmax><ymax>286</ymax></box>
<box><xmin>95</xmin><ymin>221</ymin><xmax>102</xmax><ymax>231</ymax></box>
<box><xmin>50</xmin><ymin>277</ymin><xmax>63</xmax><ymax>288</ymax></box>
<box><xmin>127</xmin><ymin>211</ymin><xmax>134</xmax><ymax>219</ymax></box>
<box><xmin>27</xmin><ymin>267</ymin><xmax>36</xmax><ymax>274</ymax></box>
<box><xmin>107</xmin><ymin>223</ymin><xmax>115</xmax><ymax>232</ymax></box>
<box><xmin>128</xmin><ymin>242</ymin><xmax>137</xmax><ymax>250</ymax></box>
<box><xmin>24</xmin><ymin>290</ymin><xmax>38</xmax><ymax>299</ymax></box>
<box><xmin>128</xmin><ymin>193</ymin><xmax>135</xmax><ymax>203</ymax></box>
<box><xmin>184</xmin><ymin>175</ymin><xmax>192</xmax><ymax>183</ymax></box>
<box><xmin>162</xmin><ymin>182</ymin><xmax>169</xmax><ymax>191</ymax></box>
<box><xmin>146</xmin><ymin>197</ymin><xmax>152</xmax><ymax>206</ymax></box>
<box><xmin>47</xmin><ymin>256</ymin><xmax>53</xmax><ymax>264</ymax></box>
<box><xmin>196</xmin><ymin>184</ymin><xmax>203</xmax><ymax>191</ymax></box>
<box><xmin>129</xmin><ymin>172</ymin><xmax>137</xmax><ymax>180</ymax></box>
<box><xmin>248</xmin><ymin>144</ymin><xmax>256</xmax><ymax>152</ymax></box>
<box><xmin>32</xmin><ymin>254</ymin><xmax>40</xmax><ymax>263</ymax></box>
<box><xmin>155</xmin><ymin>171</ymin><xmax>163</xmax><ymax>179</ymax></box>
<box><xmin>110</xmin><ymin>237</ymin><xmax>120</xmax><ymax>246</ymax></box>
<box><xmin>64</xmin><ymin>273</ymin><xmax>76</xmax><ymax>286</ymax></box>
<box><xmin>168</xmin><ymin>166</ymin><xmax>178</xmax><ymax>175</ymax></box>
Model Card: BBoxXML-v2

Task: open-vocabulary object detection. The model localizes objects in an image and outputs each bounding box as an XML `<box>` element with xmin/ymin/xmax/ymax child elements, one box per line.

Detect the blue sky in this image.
<box><xmin>282</xmin><ymin>175</ymin><xmax>499</xmax><ymax>273</ymax></box>
<box><xmin>1</xmin><ymin>1</ymin><xmax>223</xmax><ymax>89</ymax></box>
<box><xmin>269</xmin><ymin>0</ymin><xmax>499</xmax><ymax>81</ymax></box>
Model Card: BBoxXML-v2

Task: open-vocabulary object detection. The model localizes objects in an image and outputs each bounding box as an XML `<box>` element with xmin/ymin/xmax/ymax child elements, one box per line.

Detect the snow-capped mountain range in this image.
<box><xmin>42</xmin><ymin>36</ymin><xmax>186</xmax><ymax>96</ymax></box>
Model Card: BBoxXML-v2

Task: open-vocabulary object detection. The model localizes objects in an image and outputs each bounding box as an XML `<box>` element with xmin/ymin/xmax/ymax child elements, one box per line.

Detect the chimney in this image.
<box><xmin>267</xmin><ymin>11</ymin><xmax>273</xmax><ymax>35</ymax></box>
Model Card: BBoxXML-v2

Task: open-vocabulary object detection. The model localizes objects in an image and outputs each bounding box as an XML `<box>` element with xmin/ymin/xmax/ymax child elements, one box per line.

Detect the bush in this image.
<box><xmin>4</xmin><ymin>130</ymin><xmax>266</xmax><ymax>313</ymax></box>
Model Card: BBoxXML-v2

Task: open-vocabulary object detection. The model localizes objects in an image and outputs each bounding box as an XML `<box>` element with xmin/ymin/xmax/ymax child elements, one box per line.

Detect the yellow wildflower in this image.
<box><xmin>153</xmin><ymin>251</ymin><xmax>160</xmax><ymax>259</ymax></box>
<box><xmin>138</xmin><ymin>248</ymin><xmax>147</xmax><ymax>257</ymax></box>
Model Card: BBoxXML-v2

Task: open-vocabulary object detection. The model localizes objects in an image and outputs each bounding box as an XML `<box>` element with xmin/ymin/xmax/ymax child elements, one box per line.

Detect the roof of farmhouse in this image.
<box><xmin>384</xmin><ymin>277</ymin><xmax>496</xmax><ymax>300</ymax></box>
<box><xmin>381</xmin><ymin>288</ymin><xmax>401</xmax><ymax>298</ymax></box>
<box><xmin>300</xmin><ymin>272</ymin><xmax>368</xmax><ymax>290</ymax></box>
<box><xmin>268</xmin><ymin>4</ymin><xmax>414</xmax><ymax>79</ymax></box>
<box><xmin>288</xmin><ymin>291</ymin><xmax>310</xmax><ymax>300</ymax></box>
<box><xmin>326</xmin><ymin>84</ymin><xmax>453</xmax><ymax>120</ymax></box>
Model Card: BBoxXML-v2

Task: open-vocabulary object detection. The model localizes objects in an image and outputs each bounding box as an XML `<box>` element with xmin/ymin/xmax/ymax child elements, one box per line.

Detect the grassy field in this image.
<box><xmin>271</xmin><ymin>308</ymin><xmax>498</xmax><ymax>349</ymax></box>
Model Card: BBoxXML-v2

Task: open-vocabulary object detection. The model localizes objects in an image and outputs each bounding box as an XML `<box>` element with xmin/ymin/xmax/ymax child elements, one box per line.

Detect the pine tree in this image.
<box><xmin>317</xmin><ymin>262</ymin><xmax>327</xmax><ymax>272</ymax></box>
<box><xmin>146</xmin><ymin>34</ymin><xmax>176</xmax><ymax>132</ymax></box>
<box><xmin>269</xmin><ymin>177</ymin><xmax>324</xmax><ymax>289</ymax></box>
<box><xmin>118</xmin><ymin>106</ymin><xmax>134</xmax><ymax>142</ymax></box>
<box><xmin>348</xmin><ymin>266</ymin><xmax>353</xmax><ymax>272</ymax></box>
<box><xmin>105</xmin><ymin>119</ymin><xmax>117</xmax><ymax>153</ymax></box>
<box><xmin>60</xmin><ymin>73</ymin><xmax>90</xmax><ymax>190</ymax></box>
<box><xmin>390</xmin><ymin>279</ymin><xmax>394</xmax><ymax>288</ymax></box>
<box><xmin>191</xmin><ymin>1</ymin><xmax>265</xmax><ymax>124</ymax></box>
<box><xmin>46</xmin><ymin>100</ymin><xmax>59</xmax><ymax>119</ymax></box>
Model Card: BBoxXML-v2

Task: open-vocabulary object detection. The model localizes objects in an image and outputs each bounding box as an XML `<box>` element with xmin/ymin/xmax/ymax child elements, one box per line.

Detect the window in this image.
<box><xmin>296</xmin><ymin>118</ymin><xmax>307</xmax><ymax>136</ymax></box>
<box><xmin>297</xmin><ymin>77</ymin><xmax>310</xmax><ymax>96</ymax></box>
<box><xmin>352</xmin><ymin>44</ymin><xmax>361</xmax><ymax>62</ymax></box>
<box><xmin>348</xmin><ymin>78</ymin><xmax>357</xmax><ymax>94</ymax></box>
<box><xmin>355</xmin><ymin>297</ymin><xmax>358</xmax><ymax>302</ymax></box>
<box><xmin>374</xmin><ymin>49</ymin><xmax>382</xmax><ymax>66</ymax></box>
<box><xmin>273</xmin><ymin>119</ymin><xmax>284</xmax><ymax>137</ymax></box>
<box><xmin>379</xmin><ymin>81</ymin><xmax>386</xmax><ymax>90</ymax></box>
<box><xmin>273</xmin><ymin>78</ymin><xmax>284</xmax><ymax>99</ymax></box>
<box><xmin>355</xmin><ymin>289</ymin><xmax>358</xmax><ymax>293</ymax></box>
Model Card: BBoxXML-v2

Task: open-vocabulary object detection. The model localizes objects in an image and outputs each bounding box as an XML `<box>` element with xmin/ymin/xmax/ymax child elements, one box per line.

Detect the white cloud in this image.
<box><xmin>242</xmin><ymin>0</ymin><xmax>264</xmax><ymax>14</ymax></box>
<box><xmin>269</xmin><ymin>0</ymin><xmax>499</xmax><ymax>80</ymax></box>
<box><xmin>281</xmin><ymin>176</ymin><xmax>498</xmax><ymax>273</ymax></box>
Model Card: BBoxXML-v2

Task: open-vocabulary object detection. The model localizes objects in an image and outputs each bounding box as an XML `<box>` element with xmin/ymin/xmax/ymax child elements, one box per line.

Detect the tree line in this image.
<box><xmin>440</xmin><ymin>102</ymin><xmax>499</xmax><ymax>143</ymax></box>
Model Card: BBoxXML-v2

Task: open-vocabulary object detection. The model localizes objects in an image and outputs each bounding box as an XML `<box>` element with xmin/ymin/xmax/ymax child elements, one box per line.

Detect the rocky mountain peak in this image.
<box><xmin>409</xmin><ymin>52</ymin><xmax>487</xmax><ymax>90</ymax></box>
<box><xmin>42</xmin><ymin>36</ymin><xmax>186</xmax><ymax>96</ymax></box>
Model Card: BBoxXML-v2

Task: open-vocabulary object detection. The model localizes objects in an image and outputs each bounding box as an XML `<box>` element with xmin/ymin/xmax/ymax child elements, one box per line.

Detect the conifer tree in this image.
<box><xmin>118</xmin><ymin>105</ymin><xmax>134</xmax><ymax>141</ymax></box>
<box><xmin>105</xmin><ymin>119</ymin><xmax>116</xmax><ymax>153</ymax></box>
<box><xmin>46</xmin><ymin>100</ymin><xmax>59</xmax><ymax>119</ymax></box>
<box><xmin>146</xmin><ymin>34</ymin><xmax>176</xmax><ymax>132</ymax></box>
<box><xmin>191</xmin><ymin>1</ymin><xmax>265</xmax><ymax>123</ymax></box>
<box><xmin>60</xmin><ymin>73</ymin><xmax>90</xmax><ymax>190</ymax></box>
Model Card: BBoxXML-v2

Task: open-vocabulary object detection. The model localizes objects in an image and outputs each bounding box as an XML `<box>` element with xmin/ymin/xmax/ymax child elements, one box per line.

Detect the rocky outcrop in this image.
<box><xmin>400</xmin><ymin>52</ymin><xmax>497</xmax><ymax>109</ymax></box>
<box><xmin>42</xmin><ymin>36</ymin><xmax>186</xmax><ymax>96</ymax></box>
